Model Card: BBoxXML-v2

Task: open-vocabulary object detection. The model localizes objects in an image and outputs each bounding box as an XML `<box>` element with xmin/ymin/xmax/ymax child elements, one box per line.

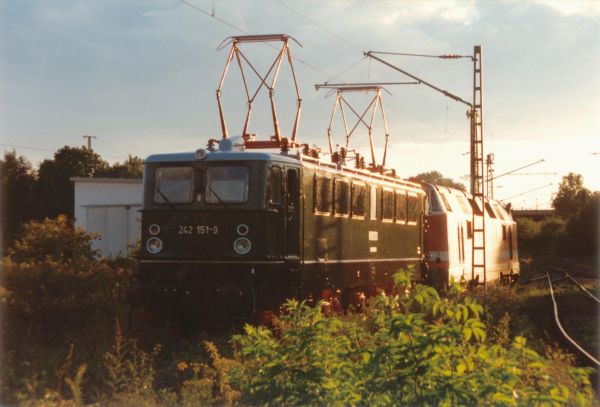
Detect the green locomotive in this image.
<box><xmin>127</xmin><ymin>138</ymin><xmax>426</xmax><ymax>324</ymax></box>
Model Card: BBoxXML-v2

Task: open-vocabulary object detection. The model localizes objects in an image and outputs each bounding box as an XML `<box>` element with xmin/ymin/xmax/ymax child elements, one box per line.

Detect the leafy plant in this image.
<box><xmin>230</xmin><ymin>268</ymin><xmax>595</xmax><ymax>405</ymax></box>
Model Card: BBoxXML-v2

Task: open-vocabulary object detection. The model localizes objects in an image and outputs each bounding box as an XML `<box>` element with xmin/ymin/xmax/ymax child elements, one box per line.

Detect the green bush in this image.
<box><xmin>2</xmin><ymin>219</ymin><xmax>595</xmax><ymax>406</ymax></box>
<box><xmin>1</xmin><ymin>217</ymin><xmax>134</xmax><ymax>405</ymax></box>
<box><xmin>230</xmin><ymin>270</ymin><xmax>595</xmax><ymax>405</ymax></box>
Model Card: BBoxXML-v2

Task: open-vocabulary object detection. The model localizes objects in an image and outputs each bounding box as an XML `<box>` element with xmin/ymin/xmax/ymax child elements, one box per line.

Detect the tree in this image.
<box><xmin>1</xmin><ymin>150</ymin><xmax>39</xmax><ymax>243</ymax></box>
<box><xmin>552</xmin><ymin>173</ymin><xmax>590</xmax><ymax>218</ymax></box>
<box><xmin>564</xmin><ymin>192</ymin><xmax>599</xmax><ymax>257</ymax></box>
<box><xmin>97</xmin><ymin>155</ymin><xmax>143</xmax><ymax>179</ymax></box>
<box><xmin>37</xmin><ymin>146</ymin><xmax>109</xmax><ymax>218</ymax></box>
<box><xmin>408</xmin><ymin>171</ymin><xmax>466</xmax><ymax>192</ymax></box>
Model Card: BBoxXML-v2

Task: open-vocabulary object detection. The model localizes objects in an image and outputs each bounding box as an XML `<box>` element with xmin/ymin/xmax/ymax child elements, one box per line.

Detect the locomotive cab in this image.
<box><xmin>129</xmin><ymin>144</ymin><xmax>303</xmax><ymax>323</ymax></box>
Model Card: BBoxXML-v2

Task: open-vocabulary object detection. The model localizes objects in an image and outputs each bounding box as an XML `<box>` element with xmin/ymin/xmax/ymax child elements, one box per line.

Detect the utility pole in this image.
<box><xmin>83</xmin><ymin>135</ymin><xmax>96</xmax><ymax>151</ymax></box>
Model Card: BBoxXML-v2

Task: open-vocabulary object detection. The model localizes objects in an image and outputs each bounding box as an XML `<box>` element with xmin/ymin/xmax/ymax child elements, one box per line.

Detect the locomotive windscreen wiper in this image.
<box><xmin>207</xmin><ymin>184</ymin><xmax>229</xmax><ymax>210</ymax></box>
<box><xmin>155</xmin><ymin>186</ymin><xmax>174</xmax><ymax>208</ymax></box>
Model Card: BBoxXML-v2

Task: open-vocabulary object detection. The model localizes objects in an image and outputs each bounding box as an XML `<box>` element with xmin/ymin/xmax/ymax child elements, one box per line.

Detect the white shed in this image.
<box><xmin>71</xmin><ymin>177</ymin><xmax>143</xmax><ymax>257</ymax></box>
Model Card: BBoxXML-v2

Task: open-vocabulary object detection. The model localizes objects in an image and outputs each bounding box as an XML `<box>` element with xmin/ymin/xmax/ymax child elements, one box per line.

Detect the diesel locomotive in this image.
<box><xmin>127</xmin><ymin>138</ymin><xmax>427</xmax><ymax>323</ymax></box>
<box><xmin>422</xmin><ymin>183</ymin><xmax>519</xmax><ymax>288</ymax></box>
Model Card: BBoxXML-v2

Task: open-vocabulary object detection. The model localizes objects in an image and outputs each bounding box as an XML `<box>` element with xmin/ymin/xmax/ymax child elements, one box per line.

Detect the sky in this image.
<box><xmin>1</xmin><ymin>0</ymin><xmax>598</xmax><ymax>209</ymax></box>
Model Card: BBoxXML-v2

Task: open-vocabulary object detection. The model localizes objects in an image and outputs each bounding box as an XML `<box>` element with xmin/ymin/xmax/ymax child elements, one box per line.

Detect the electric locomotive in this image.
<box><xmin>127</xmin><ymin>137</ymin><xmax>426</xmax><ymax>322</ymax></box>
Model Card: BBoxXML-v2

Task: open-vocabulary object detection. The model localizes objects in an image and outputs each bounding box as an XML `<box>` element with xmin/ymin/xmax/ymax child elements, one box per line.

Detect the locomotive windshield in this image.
<box><xmin>205</xmin><ymin>166</ymin><xmax>249</xmax><ymax>204</ymax></box>
<box><xmin>154</xmin><ymin>167</ymin><xmax>194</xmax><ymax>204</ymax></box>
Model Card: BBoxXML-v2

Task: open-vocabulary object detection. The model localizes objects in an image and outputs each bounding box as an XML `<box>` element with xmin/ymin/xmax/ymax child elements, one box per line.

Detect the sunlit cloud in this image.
<box><xmin>535</xmin><ymin>0</ymin><xmax>600</xmax><ymax>16</ymax></box>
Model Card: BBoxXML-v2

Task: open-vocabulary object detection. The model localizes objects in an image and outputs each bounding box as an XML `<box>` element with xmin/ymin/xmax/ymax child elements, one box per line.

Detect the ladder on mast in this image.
<box><xmin>469</xmin><ymin>45</ymin><xmax>486</xmax><ymax>290</ymax></box>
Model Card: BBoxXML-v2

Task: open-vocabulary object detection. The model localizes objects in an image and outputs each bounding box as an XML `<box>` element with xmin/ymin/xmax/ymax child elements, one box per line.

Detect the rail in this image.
<box><xmin>545</xmin><ymin>272</ymin><xmax>600</xmax><ymax>366</ymax></box>
<box><xmin>563</xmin><ymin>273</ymin><xmax>600</xmax><ymax>303</ymax></box>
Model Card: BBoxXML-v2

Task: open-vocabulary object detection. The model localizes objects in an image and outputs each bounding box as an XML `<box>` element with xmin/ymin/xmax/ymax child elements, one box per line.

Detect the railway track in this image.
<box><xmin>535</xmin><ymin>265</ymin><xmax>600</xmax><ymax>366</ymax></box>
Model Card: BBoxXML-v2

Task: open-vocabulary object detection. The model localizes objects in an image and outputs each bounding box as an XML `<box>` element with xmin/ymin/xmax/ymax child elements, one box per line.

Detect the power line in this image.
<box><xmin>0</xmin><ymin>143</ymin><xmax>57</xmax><ymax>154</ymax></box>
<box><xmin>498</xmin><ymin>183</ymin><xmax>553</xmax><ymax>202</ymax></box>
<box><xmin>177</xmin><ymin>0</ymin><xmax>337</xmax><ymax>79</ymax></box>
<box><xmin>177</xmin><ymin>0</ymin><xmax>469</xmax><ymax>143</ymax></box>
<box><xmin>178</xmin><ymin>0</ymin><xmax>250</xmax><ymax>34</ymax></box>
<box><xmin>94</xmin><ymin>139</ymin><xmax>131</xmax><ymax>157</ymax></box>
<box><xmin>271</xmin><ymin>0</ymin><xmax>357</xmax><ymax>50</ymax></box>
<box><xmin>0</xmin><ymin>143</ymin><xmax>128</xmax><ymax>161</ymax></box>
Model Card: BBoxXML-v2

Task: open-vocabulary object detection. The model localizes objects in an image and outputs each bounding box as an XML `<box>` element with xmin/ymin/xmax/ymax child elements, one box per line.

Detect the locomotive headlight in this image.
<box><xmin>146</xmin><ymin>237</ymin><xmax>163</xmax><ymax>254</ymax></box>
<box><xmin>233</xmin><ymin>237</ymin><xmax>251</xmax><ymax>255</ymax></box>
<box><xmin>195</xmin><ymin>148</ymin><xmax>208</xmax><ymax>160</ymax></box>
<box><xmin>236</xmin><ymin>224</ymin><xmax>249</xmax><ymax>236</ymax></box>
<box><xmin>149</xmin><ymin>224</ymin><xmax>160</xmax><ymax>235</ymax></box>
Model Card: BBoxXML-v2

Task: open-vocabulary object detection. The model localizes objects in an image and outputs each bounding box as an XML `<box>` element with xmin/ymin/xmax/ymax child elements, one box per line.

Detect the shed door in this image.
<box><xmin>86</xmin><ymin>206</ymin><xmax>128</xmax><ymax>256</ymax></box>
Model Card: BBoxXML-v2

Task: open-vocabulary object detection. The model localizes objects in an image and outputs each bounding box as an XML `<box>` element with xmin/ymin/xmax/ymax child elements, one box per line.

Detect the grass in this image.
<box><xmin>474</xmin><ymin>265</ymin><xmax>599</xmax><ymax>393</ymax></box>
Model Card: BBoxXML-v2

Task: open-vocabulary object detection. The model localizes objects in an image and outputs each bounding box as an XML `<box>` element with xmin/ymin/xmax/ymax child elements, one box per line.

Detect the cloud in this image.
<box><xmin>534</xmin><ymin>0</ymin><xmax>600</xmax><ymax>16</ymax></box>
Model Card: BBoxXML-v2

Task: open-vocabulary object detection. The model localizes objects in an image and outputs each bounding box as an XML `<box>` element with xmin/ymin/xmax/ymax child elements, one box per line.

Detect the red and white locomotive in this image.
<box><xmin>422</xmin><ymin>183</ymin><xmax>519</xmax><ymax>287</ymax></box>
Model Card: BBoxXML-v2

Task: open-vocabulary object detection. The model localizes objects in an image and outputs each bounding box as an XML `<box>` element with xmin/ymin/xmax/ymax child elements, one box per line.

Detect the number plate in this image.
<box><xmin>177</xmin><ymin>225</ymin><xmax>219</xmax><ymax>235</ymax></box>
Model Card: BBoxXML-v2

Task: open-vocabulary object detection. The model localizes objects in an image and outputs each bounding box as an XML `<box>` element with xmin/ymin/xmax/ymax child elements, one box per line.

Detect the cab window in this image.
<box><xmin>205</xmin><ymin>166</ymin><xmax>249</xmax><ymax>204</ymax></box>
<box><xmin>154</xmin><ymin>167</ymin><xmax>194</xmax><ymax>204</ymax></box>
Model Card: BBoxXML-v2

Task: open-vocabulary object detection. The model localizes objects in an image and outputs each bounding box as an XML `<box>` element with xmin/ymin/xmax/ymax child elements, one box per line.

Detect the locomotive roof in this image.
<box><xmin>144</xmin><ymin>150</ymin><xmax>301</xmax><ymax>165</ymax></box>
<box><xmin>145</xmin><ymin>147</ymin><xmax>422</xmax><ymax>190</ymax></box>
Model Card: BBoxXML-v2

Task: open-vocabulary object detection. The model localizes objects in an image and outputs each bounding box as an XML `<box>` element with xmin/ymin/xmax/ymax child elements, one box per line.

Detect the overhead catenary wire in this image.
<box><xmin>177</xmin><ymin>0</ymin><xmax>471</xmax><ymax>145</ymax></box>
<box><xmin>271</xmin><ymin>0</ymin><xmax>357</xmax><ymax>50</ymax></box>
<box><xmin>545</xmin><ymin>273</ymin><xmax>600</xmax><ymax>366</ymax></box>
<box><xmin>178</xmin><ymin>0</ymin><xmax>337</xmax><ymax>79</ymax></box>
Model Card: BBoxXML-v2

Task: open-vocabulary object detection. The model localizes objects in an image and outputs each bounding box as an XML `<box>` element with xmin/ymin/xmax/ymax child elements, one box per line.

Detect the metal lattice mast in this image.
<box><xmin>486</xmin><ymin>153</ymin><xmax>494</xmax><ymax>199</ymax></box>
<box><xmin>469</xmin><ymin>45</ymin><xmax>487</xmax><ymax>291</ymax></box>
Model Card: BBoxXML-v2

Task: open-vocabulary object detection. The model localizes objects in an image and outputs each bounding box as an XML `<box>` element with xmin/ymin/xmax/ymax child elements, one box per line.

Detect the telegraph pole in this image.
<box><xmin>83</xmin><ymin>135</ymin><xmax>96</xmax><ymax>151</ymax></box>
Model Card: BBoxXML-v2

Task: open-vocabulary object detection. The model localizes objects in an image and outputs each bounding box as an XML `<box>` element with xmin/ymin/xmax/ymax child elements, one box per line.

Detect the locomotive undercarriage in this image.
<box><xmin>127</xmin><ymin>261</ymin><xmax>298</xmax><ymax>326</ymax></box>
<box><xmin>128</xmin><ymin>258</ymin><xmax>423</xmax><ymax>329</ymax></box>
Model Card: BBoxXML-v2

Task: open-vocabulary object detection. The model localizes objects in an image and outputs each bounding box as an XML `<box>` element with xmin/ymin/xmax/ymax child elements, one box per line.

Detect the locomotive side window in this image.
<box><xmin>287</xmin><ymin>169</ymin><xmax>299</xmax><ymax>207</ymax></box>
<box><xmin>315</xmin><ymin>175</ymin><xmax>332</xmax><ymax>214</ymax></box>
<box><xmin>382</xmin><ymin>189</ymin><xmax>394</xmax><ymax>222</ymax></box>
<box><xmin>334</xmin><ymin>179</ymin><xmax>350</xmax><ymax>216</ymax></box>
<box><xmin>467</xmin><ymin>198</ymin><xmax>483</xmax><ymax>215</ymax></box>
<box><xmin>455</xmin><ymin>196</ymin><xmax>472</xmax><ymax>215</ymax></box>
<box><xmin>205</xmin><ymin>166</ymin><xmax>249</xmax><ymax>204</ymax></box>
<box><xmin>351</xmin><ymin>182</ymin><xmax>366</xmax><ymax>218</ymax></box>
<box><xmin>439</xmin><ymin>192</ymin><xmax>453</xmax><ymax>212</ymax></box>
<box><xmin>493</xmin><ymin>203</ymin><xmax>509</xmax><ymax>220</ymax></box>
<box><xmin>429</xmin><ymin>191</ymin><xmax>443</xmax><ymax>212</ymax></box>
<box><xmin>407</xmin><ymin>194</ymin><xmax>419</xmax><ymax>223</ymax></box>
<box><xmin>154</xmin><ymin>167</ymin><xmax>194</xmax><ymax>204</ymax></box>
<box><xmin>269</xmin><ymin>166</ymin><xmax>283</xmax><ymax>205</ymax></box>
<box><xmin>484</xmin><ymin>202</ymin><xmax>497</xmax><ymax>218</ymax></box>
<box><xmin>370</xmin><ymin>186</ymin><xmax>377</xmax><ymax>220</ymax></box>
<box><xmin>395</xmin><ymin>190</ymin><xmax>407</xmax><ymax>223</ymax></box>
